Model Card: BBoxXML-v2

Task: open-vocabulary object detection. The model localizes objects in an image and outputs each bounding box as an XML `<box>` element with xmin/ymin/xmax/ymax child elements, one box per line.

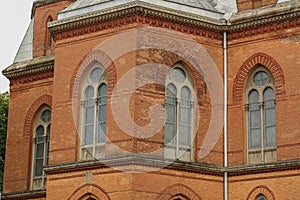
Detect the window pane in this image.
<box><xmin>98</xmin><ymin>106</ymin><xmax>107</xmax><ymax>122</ymax></box>
<box><xmin>165</xmin><ymin>84</ymin><xmax>177</xmax><ymax>145</ymax></box>
<box><xmin>34</xmin><ymin>159</ymin><xmax>43</xmax><ymax>177</ymax></box>
<box><xmin>84</xmin><ymin>86</ymin><xmax>95</xmax><ymax>146</ymax></box>
<box><xmin>85</xmin><ymin>86</ymin><xmax>94</xmax><ymax>99</ymax></box>
<box><xmin>97</xmin><ymin>84</ymin><xmax>107</xmax><ymax>144</ymax></box>
<box><xmin>90</xmin><ymin>67</ymin><xmax>104</xmax><ymax>83</ymax></box>
<box><xmin>85</xmin><ymin>125</ymin><xmax>94</xmax><ymax>145</ymax></box>
<box><xmin>264</xmin><ymin>88</ymin><xmax>276</xmax><ymax>148</ymax></box>
<box><xmin>47</xmin><ymin>125</ymin><xmax>50</xmax><ymax>137</ymax></box>
<box><xmin>36</xmin><ymin>126</ymin><xmax>44</xmax><ymax>137</ymax></box>
<box><xmin>46</xmin><ymin>125</ymin><xmax>50</xmax><ymax>164</ymax></box>
<box><xmin>41</xmin><ymin>110</ymin><xmax>51</xmax><ymax>123</ymax></box>
<box><xmin>249</xmin><ymin>128</ymin><xmax>261</xmax><ymax>149</ymax></box>
<box><xmin>166</xmin><ymin>104</ymin><xmax>176</xmax><ymax>123</ymax></box>
<box><xmin>181</xmin><ymin>87</ymin><xmax>190</xmax><ymax>100</ymax></box>
<box><xmin>179</xmin><ymin>87</ymin><xmax>191</xmax><ymax>147</ymax></box>
<box><xmin>98</xmin><ymin>123</ymin><xmax>106</xmax><ymax>143</ymax></box>
<box><xmin>166</xmin><ymin>84</ymin><xmax>176</xmax><ymax>98</ymax></box>
<box><xmin>85</xmin><ymin>106</ymin><xmax>94</xmax><ymax>124</ymax></box>
<box><xmin>248</xmin><ymin>90</ymin><xmax>261</xmax><ymax>149</ymax></box>
<box><xmin>164</xmin><ymin>123</ymin><xmax>176</xmax><ymax>145</ymax></box>
<box><xmin>170</xmin><ymin>67</ymin><xmax>186</xmax><ymax>83</ymax></box>
<box><xmin>99</xmin><ymin>84</ymin><xmax>107</xmax><ymax>97</ymax></box>
<box><xmin>253</xmin><ymin>71</ymin><xmax>268</xmax><ymax>86</ymax></box>
<box><xmin>179</xmin><ymin>125</ymin><xmax>190</xmax><ymax>146</ymax></box>
<box><xmin>264</xmin><ymin>87</ymin><xmax>275</xmax><ymax>101</ymax></box>
<box><xmin>36</xmin><ymin>143</ymin><xmax>44</xmax><ymax>158</ymax></box>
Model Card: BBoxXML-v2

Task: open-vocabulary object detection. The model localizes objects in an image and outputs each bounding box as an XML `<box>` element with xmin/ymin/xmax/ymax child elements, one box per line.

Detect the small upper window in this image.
<box><xmin>253</xmin><ymin>71</ymin><xmax>268</xmax><ymax>86</ymax></box>
<box><xmin>170</xmin><ymin>67</ymin><xmax>186</xmax><ymax>83</ymax></box>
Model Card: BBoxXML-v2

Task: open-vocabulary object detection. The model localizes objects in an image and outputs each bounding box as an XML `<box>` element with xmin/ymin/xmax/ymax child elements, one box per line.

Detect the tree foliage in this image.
<box><xmin>0</xmin><ymin>91</ymin><xmax>9</xmax><ymax>192</ymax></box>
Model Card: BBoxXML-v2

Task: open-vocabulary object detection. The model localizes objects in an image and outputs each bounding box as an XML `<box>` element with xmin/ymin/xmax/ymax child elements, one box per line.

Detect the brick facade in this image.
<box><xmin>2</xmin><ymin>0</ymin><xmax>300</xmax><ymax>199</ymax></box>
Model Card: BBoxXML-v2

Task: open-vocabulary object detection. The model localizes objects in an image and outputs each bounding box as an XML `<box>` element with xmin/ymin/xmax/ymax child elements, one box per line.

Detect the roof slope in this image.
<box><xmin>64</xmin><ymin>0</ymin><xmax>218</xmax><ymax>12</ymax></box>
<box><xmin>59</xmin><ymin>0</ymin><xmax>225</xmax><ymax>20</ymax></box>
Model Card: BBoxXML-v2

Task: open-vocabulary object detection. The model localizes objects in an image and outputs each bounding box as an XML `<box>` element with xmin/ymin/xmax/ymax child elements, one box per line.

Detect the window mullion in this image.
<box><xmin>42</xmin><ymin>126</ymin><xmax>47</xmax><ymax>187</ymax></box>
<box><xmin>259</xmin><ymin>101</ymin><xmax>264</xmax><ymax>163</ymax></box>
<box><xmin>176</xmin><ymin>97</ymin><xmax>180</xmax><ymax>159</ymax></box>
<box><xmin>190</xmin><ymin>100</ymin><xmax>195</xmax><ymax>161</ymax></box>
<box><xmin>80</xmin><ymin>100</ymin><xmax>85</xmax><ymax>149</ymax></box>
<box><xmin>245</xmin><ymin>104</ymin><xmax>250</xmax><ymax>163</ymax></box>
<box><xmin>93</xmin><ymin>97</ymin><xmax>98</xmax><ymax>157</ymax></box>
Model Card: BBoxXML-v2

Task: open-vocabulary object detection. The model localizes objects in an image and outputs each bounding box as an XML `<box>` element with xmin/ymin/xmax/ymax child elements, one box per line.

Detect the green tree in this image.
<box><xmin>0</xmin><ymin>92</ymin><xmax>9</xmax><ymax>192</ymax></box>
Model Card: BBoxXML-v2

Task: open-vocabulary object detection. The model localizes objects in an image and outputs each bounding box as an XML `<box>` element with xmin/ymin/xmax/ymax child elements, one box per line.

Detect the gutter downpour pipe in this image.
<box><xmin>223</xmin><ymin>31</ymin><xmax>228</xmax><ymax>200</ymax></box>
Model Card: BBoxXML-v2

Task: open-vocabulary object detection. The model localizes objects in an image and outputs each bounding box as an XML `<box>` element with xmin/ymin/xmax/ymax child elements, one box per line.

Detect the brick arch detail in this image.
<box><xmin>68</xmin><ymin>184</ymin><xmax>111</xmax><ymax>200</ymax></box>
<box><xmin>135</xmin><ymin>49</ymin><xmax>208</xmax><ymax>105</ymax></box>
<box><xmin>70</xmin><ymin>49</ymin><xmax>117</xmax><ymax>99</ymax></box>
<box><xmin>247</xmin><ymin>185</ymin><xmax>275</xmax><ymax>200</ymax></box>
<box><xmin>23</xmin><ymin>94</ymin><xmax>52</xmax><ymax>137</ymax></box>
<box><xmin>156</xmin><ymin>183</ymin><xmax>202</xmax><ymax>200</ymax></box>
<box><xmin>233</xmin><ymin>52</ymin><xmax>285</xmax><ymax>102</ymax></box>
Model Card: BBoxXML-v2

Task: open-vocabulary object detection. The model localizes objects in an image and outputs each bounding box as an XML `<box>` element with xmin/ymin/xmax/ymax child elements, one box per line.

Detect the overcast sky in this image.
<box><xmin>0</xmin><ymin>0</ymin><xmax>35</xmax><ymax>93</ymax></box>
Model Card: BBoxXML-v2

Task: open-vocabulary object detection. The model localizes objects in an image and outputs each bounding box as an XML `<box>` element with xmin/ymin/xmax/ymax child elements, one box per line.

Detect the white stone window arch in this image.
<box><xmin>31</xmin><ymin>106</ymin><xmax>51</xmax><ymax>190</ymax></box>
<box><xmin>81</xmin><ymin>61</ymin><xmax>108</xmax><ymax>160</ymax></box>
<box><xmin>245</xmin><ymin>65</ymin><xmax>276</xmax><ymax>164</ymax></box>
<box><xmin>164</xmin><ymin>63</ymin><xmax>195</xmax><ymax>162</ymax></box>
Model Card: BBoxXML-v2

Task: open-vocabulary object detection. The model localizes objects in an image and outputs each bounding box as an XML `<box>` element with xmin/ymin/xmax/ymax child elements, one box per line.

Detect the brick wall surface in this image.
<box><xmin>3</xmin><ymin>1</ymin><xmax>300</xmax><ymax>199</ymax></box>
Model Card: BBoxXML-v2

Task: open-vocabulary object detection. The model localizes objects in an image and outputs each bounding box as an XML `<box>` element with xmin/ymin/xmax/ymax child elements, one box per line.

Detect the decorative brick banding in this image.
<box><xmin>156</xmin><ymin>183</ymin><xmax>202</xmax><ymax>200</ymax></box>
<box><xmin>233</xmin><ymin>52</ymin><xmax>286</xmax><ymax>102</ymax></box>
<box><xmin>247</xmin><ymin>185</ymin><xmax>275</xmax><ymax>200</ymax></box>
<box><xmin>68</xmin><ymin>183</ymin><xmax>111</xmax><ymax>200</ymax></box>
<box><xmin>23</xmin><ymin>94</ymin><xmax>52</xmax><ymax>137</ymax></box>
<box><xmin>70</xmin><ymin>49</ymin><xmax>117</xmax><ymax>99</ymax></box>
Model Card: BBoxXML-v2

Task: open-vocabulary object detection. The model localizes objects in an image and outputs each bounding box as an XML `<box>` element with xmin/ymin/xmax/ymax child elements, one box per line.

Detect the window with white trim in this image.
<box><xmin>31</xmin><ymin>106</ymin><xmax>51</xmax><ymax>190</ymax></box>
<box><xmin>164</xmin><ymin>63</ymin><xmax>195</xmax><ymax>162</ymax></box>
<box><xmin>245</xmin><ymin>66</ymin><xmax>276</xmax><ymax>164</ymax></box>
<box><xmin>81</xmin><ymin>62</ymin><xmax>107</xmax><ymax>160</ymax></box>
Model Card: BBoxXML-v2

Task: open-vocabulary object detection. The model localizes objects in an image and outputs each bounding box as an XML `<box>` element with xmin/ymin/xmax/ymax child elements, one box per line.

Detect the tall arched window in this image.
<box><xmin>164</xmin><ymin>63</ymin><xmax>194</xmax><ymax>162</ymax></box>
<box><xmin>32</xmin><ymin>106</ymin><xmax>51</xmax><ymax>190</ymax></box>
<box><xmin>245</xmin><ymin>66</ymin><xmax>276</xmax><ymax>164</ymax></box>
<box><xmin>81</xmin><ymin>62</ymin><xmax>107</xmax><ymax>160</ymax></box>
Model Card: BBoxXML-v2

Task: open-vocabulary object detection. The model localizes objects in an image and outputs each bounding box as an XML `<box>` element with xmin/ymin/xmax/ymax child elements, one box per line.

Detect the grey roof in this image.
<box><xmin>13</xmin><ymin>19</ymin><xmax>34</xmax><ymax>64</ymax></box>
<box><xmin>59</xmin><ymin>0</ymin><xmax>227</xmax><ymax>20</ymax></box>
<box><xmin>64</xmin><ymin>0</ymin><xmax>218</xmax><ymax>12</ymax></box>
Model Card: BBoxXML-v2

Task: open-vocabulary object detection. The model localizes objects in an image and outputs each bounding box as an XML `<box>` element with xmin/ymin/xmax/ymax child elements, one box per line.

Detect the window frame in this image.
<box><xmin>164</xmin><ymin>63</ymin><xmax>195</xmax><ymax>162</ymax></box>
<box><xmin>245</xmin><ymin>66</ymin><xmax>276</xmax><ymax>164</ymax></box>
<box><xmin>80</xmin><ymin>62</ymin><xmax>108</xmax><ymax>160</ymax></box>
<box><xmin>31</xmin><ymin>106</ymin><xmax>51</xmax><ymax>190</ymax></box>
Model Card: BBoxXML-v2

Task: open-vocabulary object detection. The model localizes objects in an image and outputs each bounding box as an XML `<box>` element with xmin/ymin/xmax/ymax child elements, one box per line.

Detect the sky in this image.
<box><xmin>0</xmin><ymin>0</ymin><xmax>35</xmax><ymax>93</ymax></box>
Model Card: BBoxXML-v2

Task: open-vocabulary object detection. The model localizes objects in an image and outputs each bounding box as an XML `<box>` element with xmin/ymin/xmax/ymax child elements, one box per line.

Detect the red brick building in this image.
<box><xmin>2</xmin><ymin>0</ymin><xmax>300</xmax><ymax>199</ymax></box>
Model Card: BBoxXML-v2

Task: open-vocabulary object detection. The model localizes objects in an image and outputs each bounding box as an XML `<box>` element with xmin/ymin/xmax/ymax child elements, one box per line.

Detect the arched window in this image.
<box><xmin>256</xmin><ymin>194</ymin><xmax>268</xmax><ymax>200</ymax></box>
<box><xmin>245</xmin><ymin>66</ymin><xmax>276</xmax><ymax>164</ymax></box>
<box><xmin>32</xmin><ymin>106</ymin><xmax>51</xmax><ymax>190</ymax></box>
<box><xmin>81</xmin><ymin>62</ymin><xmax>107</xmax><ymax>160</ymax></box>
<box><xmin>164</xmin><ymin>63</ymin><xmax>194</xmax><ymax>162</ymax></box>
<box><xmin>170</xmin><ymin>194</ymin><xmax>190</xmax><ymax>200</ymax></box>
<box><xmin>45</xmin><ymin>16</ymin><xmax>53</xmax><ymax>48</ymax></box>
